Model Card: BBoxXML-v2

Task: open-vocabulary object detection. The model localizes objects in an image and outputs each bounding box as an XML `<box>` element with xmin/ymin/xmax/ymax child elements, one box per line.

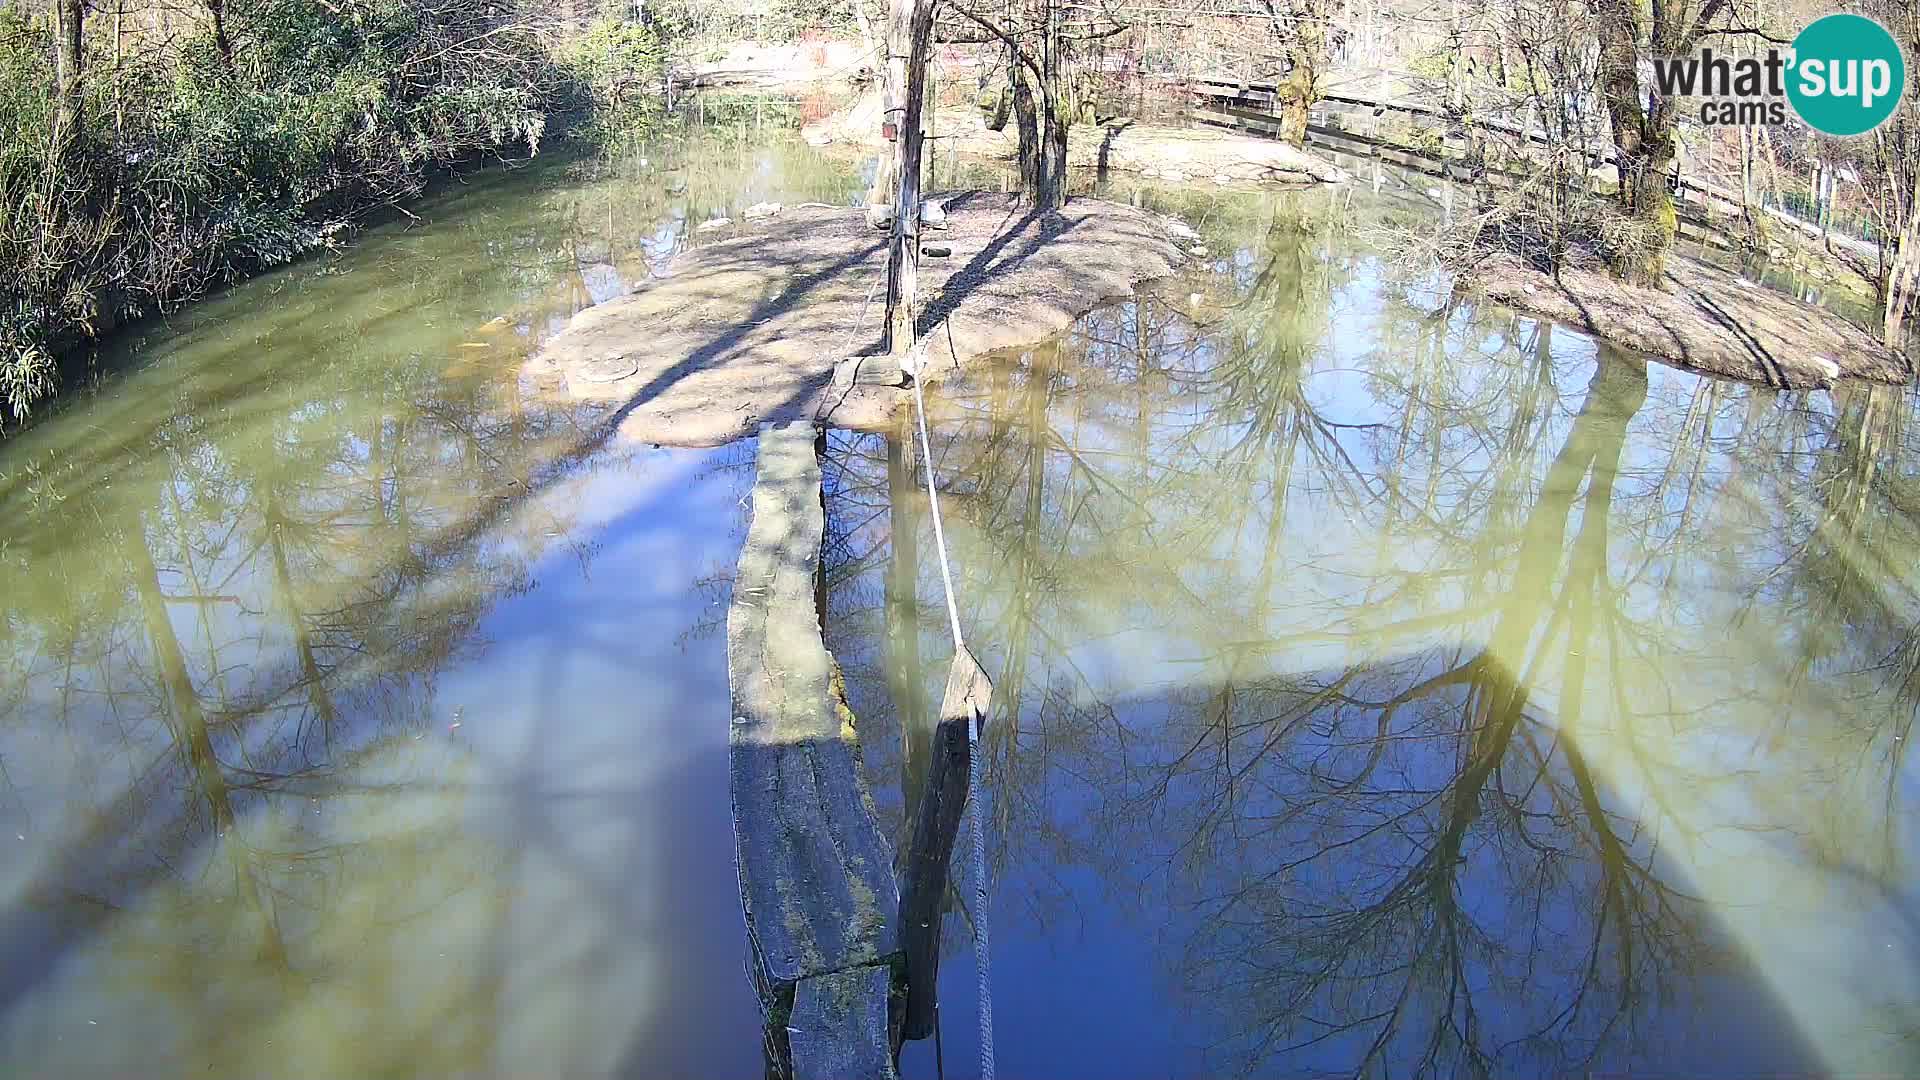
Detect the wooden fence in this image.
<box><xmin>1186</xmin><ymin>75</ymin><xmax>1875</xmax><ymax>258</ymax></box>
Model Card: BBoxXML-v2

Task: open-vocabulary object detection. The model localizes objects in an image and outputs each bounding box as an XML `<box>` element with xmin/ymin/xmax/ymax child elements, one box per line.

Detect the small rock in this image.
<box><xmin>1213</xmin><ymin>174</ymin><xmax>1232</xmax><ymax>185</ymax></box>
<box><xmin>577</xmin><ymin>354</ymin><xmax>639</xmax><ymax>383</ymax></box>
<box><xmin>1810</xmin><ymin>356</ymin><xmax>1842</xmax><ymax>380</ymax></box>
<box><xmin>743</xmin><ymin>201</ymin><xmax>783</xmax><ymax>220</ymax></box>
<box><xmin>837</xmin><ymin>355</ymin><xmax>909</xmax><ymax>386</ymax></box>
<box><xmin>696</xmin><ymin>217</ymin><xmax>732</xmax><ymax>233</ymax></box>
<box><xmin>923</xmin><ymin>244</ymin><xmax>953</xmax><ymax>258</ymax></box>
<box><xmin>1189</xmin><ymin>245</ymin><xmax>1208</xmax><ymax>256</ymax></box>
<box><xmin>1163</xmin><ymin>170</ymin><xmax>1188</xmax><ymax>183</ymax></box>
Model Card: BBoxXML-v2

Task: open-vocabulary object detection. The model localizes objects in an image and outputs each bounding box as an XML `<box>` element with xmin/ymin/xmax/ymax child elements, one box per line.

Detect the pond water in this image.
<box><xmin>2</xmin><ymin>107</ymin><xmax>1918</xmax><ymax>1078</ymax></box>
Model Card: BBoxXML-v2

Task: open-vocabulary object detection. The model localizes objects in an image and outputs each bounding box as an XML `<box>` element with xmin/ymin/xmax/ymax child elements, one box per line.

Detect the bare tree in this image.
<box><xmin>1859</xmin><ymin>0</ymin><xmax>1919</xmax><ymax>345</ymax></box>
<box><xmin>952</xmin><ymin>0</ymin><xmax>1127</xmax><ymax>208</ymax></box>
<box><xmin>1585</xmin><ymin>0</ymin><xmax>1761</xmax><ymax>283</ymax></box>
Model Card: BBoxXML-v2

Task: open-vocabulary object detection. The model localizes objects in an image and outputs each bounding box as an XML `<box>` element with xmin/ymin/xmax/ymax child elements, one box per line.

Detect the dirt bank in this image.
<box><xmin>522</xmin><ymin>192</ymin><xmax>1188</xmax><ymax>446</ymax></box>
<box><xmin>802</xmin><ymin>88</ymin><xmax>1345</xmax><ymax>187</ymax></box>
<box><xmin>671</xmin><ymin>39</ymin><xmax>871</xmax><ymax>91</ymax></box>
<box><xmin>1470</xmin><ymin>254</ymin><xmax>1913</xmax><ymax>389</ymax></box>
<box><xmin>953</xmin><ymin>119</ymin><xmax>1348</xmax><ymax>187</ymax></box>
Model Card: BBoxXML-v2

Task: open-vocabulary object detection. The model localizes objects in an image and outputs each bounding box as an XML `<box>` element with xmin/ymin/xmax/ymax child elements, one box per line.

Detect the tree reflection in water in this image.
<box><xmin>823</xmin><ymin>191</ymin><xmax>1920</xmax><ymax>1076</ymax></box>
<box><xmin>0</xmin><ymin>120</ymin><xmax>849</xmax><ymax>1075</ymax></box>
<box><xmin>1</xmin><ymin>135</ymin><xmax>1915</xmax><ymax>1077</ymax></box>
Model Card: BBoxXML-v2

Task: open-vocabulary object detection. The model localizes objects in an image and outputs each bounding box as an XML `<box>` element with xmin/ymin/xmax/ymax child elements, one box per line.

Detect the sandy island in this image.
<box><xmin>523</xmin><ymin>191</ymin><xmax>1188</xmax><ymax>446</ymax></box>
<box><xmin>1471</xmin><ymin>253</ymin><xmax>1913</xmax><ymax>389</ymax></box>
<box><xmin>801</xmin><ymin>87</ymin><xmax>1348</xmax><ymax>188</ymax></box>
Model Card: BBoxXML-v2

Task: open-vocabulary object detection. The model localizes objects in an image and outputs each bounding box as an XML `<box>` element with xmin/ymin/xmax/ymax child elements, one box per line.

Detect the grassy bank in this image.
<box><xmin>0</xmin><ymin>0</ymin><xmax>666</xmax><ymax>424</ymax></box>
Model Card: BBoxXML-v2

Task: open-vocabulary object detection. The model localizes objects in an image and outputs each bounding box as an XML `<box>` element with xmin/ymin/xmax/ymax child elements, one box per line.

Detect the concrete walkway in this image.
<box><xmin>727</xmin><ymin>421</ymin><xmax>900</xmax><ymax>1080</ymax></box>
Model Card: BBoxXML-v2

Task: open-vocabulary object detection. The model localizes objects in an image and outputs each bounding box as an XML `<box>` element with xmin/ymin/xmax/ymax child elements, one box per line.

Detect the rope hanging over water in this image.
<box><xmin>906</xmin><ymin>344</ymin><xmax>996</xmax><ymax>1080</ymax></box>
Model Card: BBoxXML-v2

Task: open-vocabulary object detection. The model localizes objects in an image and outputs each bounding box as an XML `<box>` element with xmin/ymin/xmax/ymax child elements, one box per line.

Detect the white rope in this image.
<box><xmin>906</xmin><ymin>359</ymin><xmax>995</xmax><ymax>1080</ymax></box>
<box><xmin>965</xmin><ymin>697</ymin><xmax>994</xmax><ymax>1080</ymax></box>
<box><xmin>910</xmin><ymin>374</ymin><xmax>965</xmax><ymax>650</ymax></box>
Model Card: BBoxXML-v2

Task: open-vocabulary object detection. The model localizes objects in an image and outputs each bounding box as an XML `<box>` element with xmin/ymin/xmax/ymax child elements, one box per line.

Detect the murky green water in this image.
<box><xmin>3</xmin><ymin>111</ymin><xmax>1917</xmax><ymax>1078</ymax></box>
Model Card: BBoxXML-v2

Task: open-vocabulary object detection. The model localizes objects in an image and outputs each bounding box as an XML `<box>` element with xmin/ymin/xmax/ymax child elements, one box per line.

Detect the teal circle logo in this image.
<box><xmin>1787</xmin><ymin>14</ymin><xmax>1906</xmax><ymax>137</ymax></box>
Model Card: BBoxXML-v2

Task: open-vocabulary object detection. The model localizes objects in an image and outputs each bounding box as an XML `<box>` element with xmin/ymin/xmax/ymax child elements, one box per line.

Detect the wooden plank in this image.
<box><xmin>728</xmin><ymin>421</ymin><xmax>902</xmax><ymax>1072</ymax></box>
<box><xmin>1194</xmin><ymin>108</ymin><xmax>1288</xmax><ymax>139</ymax></box>
<box><xmin>1201</xmin><ymin>80</ymin><xmax>1757</xmax><ymax>229</ymax></box>
<box><xmin>896</xmin><ymin>646</ymin><xmax>992</xmax><ymax>1043</ymax></box>
<box><xmin>1318</xmin><ymin>91</ymin><xmax>1444</xmax><ymax>120</ymax></box>
<box><xmin>1302</xmin><ymin>84</ymin><xmax>1857</xmax><ymax>253</ymax></box>
<box><xmin>1192</xmin><ymin>74</ymin><xmax>1277</xmax><ymax>95</ymax></box>
<box><xmin>1192</xmin><ymin>86</ymin><xmax>1275</xmax><ymax>109</ymax></box>
<box><xmin>1304</xmin><ymin>127</ymin><xmax>1449</xmax><ymax>177</ymax></box>
<box><xmin>1209</xmin><ymin>101</ymin><xmax>1286</xmax><ymax>127</ymax></box>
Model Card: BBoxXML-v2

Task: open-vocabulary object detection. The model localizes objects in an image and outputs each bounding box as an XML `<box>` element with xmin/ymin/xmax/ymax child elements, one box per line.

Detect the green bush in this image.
<box><xmin>560</xmin><ymin>17</ymin><xmax>668</xmax><ymax>158</ymax></box>
<box><xmin>0</xmin><ymin>0</ymin><xmax>665</xmax><ymax>426</ymax></box>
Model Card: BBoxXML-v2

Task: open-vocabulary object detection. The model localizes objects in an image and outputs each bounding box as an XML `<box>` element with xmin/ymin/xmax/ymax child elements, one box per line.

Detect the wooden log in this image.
<box><xmin>896</xmin><ymin>645</ymin><xmax>992</xmax><ymax>1044</ymax></box>
<box><xmin>728</xmin><ymin>421</ymin><xmax>902</xmax><ymax>1080</ymax></box>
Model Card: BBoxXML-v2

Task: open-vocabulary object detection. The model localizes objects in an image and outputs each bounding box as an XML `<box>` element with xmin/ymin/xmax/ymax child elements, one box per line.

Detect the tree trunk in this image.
<box><xmin>1591</xmin><ymin>0</ymin><xmax>1677</xmax><ymax>286</ymax></box>
<box><xmin>1616</xmin><ymin>150</ymin><xmax>1678</xmax><ymax>284</ymax></box>
<box><xmin>1274</xmin><ymin>15</ymin><xmax>1320</xmax><ymax>147</ymax></box>
<box><xmin>51</xmin><ymin>0</ymin><xmax>83</xmax><ymax>141</ymax></box>
<box><xmin>1587</xmin><ymin>0</ymin><xmax>1728</xmax><ymax>286</ymax></box>
<box><xmin>1885</xmin><ymin>195</ymin><xmax>1920</xmax><ymax>347</ymax></box>
<box><xmin>998</xmin><ymin>0</ymin><xmax>1070</xmax><ymax>210</ymax></box>
<box><xmin>1037</xmin><ymin>96</ymin><xmax>1067</xmax><ymax>208</ymax></box>
<box><xmin>207</xmin><ymin>0</ymin><xmax>235</xmax><ymax>67</ymax></box>
<box><xmin>1010</xmin><ymin>55</ymin><xmax>1043</xmax><ymax>196</ymax></box>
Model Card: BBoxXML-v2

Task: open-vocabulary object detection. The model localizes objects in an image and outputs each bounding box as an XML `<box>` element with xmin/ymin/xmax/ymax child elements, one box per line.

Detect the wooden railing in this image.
<box><xmin>1185</xmin><ymin>74</ymin><xmax>1874</xmax><ymax>257</ymax></box>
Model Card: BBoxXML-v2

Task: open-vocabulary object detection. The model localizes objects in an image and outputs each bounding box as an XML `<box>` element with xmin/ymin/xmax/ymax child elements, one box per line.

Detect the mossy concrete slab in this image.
<box><xmin>727</xmin><ymin>422</ymin><xmax>900</xmax><ymax>991</ymax></box>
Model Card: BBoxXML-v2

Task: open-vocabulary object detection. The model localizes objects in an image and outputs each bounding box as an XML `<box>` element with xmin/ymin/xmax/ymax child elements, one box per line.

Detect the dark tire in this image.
<box><xmin>986</xmin><ymin>90</ymin><xmax>1011</xmax><ymax>132</ymax></box>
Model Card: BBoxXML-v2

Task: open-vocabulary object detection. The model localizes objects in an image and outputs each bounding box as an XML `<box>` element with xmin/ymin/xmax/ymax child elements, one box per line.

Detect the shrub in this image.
<box><xmin>560</xmin><ymin>16</ymin><xmax>668</xmax><ymax>158</ymax></box>
<box><xmin>0</xmin><ymin>0</ymin><xmax>652</xmax><ymax>427</ymax></box>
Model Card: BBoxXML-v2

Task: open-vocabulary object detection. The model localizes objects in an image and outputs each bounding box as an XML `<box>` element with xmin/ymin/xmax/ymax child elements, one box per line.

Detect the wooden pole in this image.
<box><xmin>868</xmin><ymin>2</ymin><xmax>905</xmax><ymax>220</ymax></box>
<box><xmin>882</xmin><ymin>4</ymin><xmax>999</xmax><ymax>1050</ymax></box>
<box><xmin>884</xmin><ymin>0</ymin><xmax>938</xmax><ymax>356</ymax></box>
